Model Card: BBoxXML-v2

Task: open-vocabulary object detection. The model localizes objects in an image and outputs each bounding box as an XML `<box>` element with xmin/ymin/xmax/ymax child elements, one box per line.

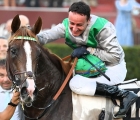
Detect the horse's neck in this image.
<box><xmin>48</xmin><ymin>53</ymin><xmax>72</xmax><ymax>75</ymax></box>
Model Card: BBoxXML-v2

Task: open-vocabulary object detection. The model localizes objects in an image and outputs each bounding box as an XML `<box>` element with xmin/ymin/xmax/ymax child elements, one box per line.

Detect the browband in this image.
<box><xmin>14</xmin><ymin>36</ymin><xmax>37</xmax><ymax>41</ymax></box>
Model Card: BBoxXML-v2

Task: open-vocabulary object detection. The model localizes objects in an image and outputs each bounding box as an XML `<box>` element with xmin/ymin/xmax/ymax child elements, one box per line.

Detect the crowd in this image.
<box><xmin>1</xmin><ymin>0</ymin><xmax>140</xmax><ymax>46</ymax></box>
<box><xmin>1</xmin><ymin>0</ymin><xmax>98</xmax><ymax>7</ymax></box>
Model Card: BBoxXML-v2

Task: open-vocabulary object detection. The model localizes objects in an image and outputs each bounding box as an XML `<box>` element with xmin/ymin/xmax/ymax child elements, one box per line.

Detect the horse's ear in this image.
<box><xmin>32</xmin><ymin>17</ymin><xmax>42</xmax><ymax>35</ymax></box>
<box><xmin>11</xmin><ymin>14</ymin><xmax>21</xmax><ymax>33</ymax></box>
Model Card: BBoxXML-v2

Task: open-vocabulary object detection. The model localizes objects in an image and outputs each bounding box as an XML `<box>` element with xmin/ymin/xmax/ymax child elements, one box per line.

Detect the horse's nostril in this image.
<box><xmin>33</xmin><ymin>87</ymin><xmax>38</xmax><ymax>96</ymax></box>
<box><xmin>21</xmin><ymin>87</ymin><xmax>28</xmax><ymax>95</ymax></box>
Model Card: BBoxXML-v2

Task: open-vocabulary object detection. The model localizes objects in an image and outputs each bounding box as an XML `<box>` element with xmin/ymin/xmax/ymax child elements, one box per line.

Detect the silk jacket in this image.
<box><xmin>37</xmin><ymin>15</ymin><xmax>125</xmax><ymax>66</ymax></box>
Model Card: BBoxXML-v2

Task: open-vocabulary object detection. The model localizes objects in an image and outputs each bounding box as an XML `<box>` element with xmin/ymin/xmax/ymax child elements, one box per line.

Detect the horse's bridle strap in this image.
<box><xmin>53</xmin><ymin>57</ymin><xmax>78</xmax><ymax>100</ymax></box>
<box><xmin>14</xmin><ymin>36</ymin><xmax>37</xmax><ymax>41</ymax></box>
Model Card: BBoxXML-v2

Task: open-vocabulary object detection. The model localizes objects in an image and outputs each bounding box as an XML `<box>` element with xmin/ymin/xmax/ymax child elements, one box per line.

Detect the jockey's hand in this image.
<box><xmin>71</xmin><ymin>46</ymin><xmax>89</xmax><ymax>58</ymax></box>
<box><xmin>11</xmin><ymin>91</ymin><xmax>20</xmax><ymax>105</ymax></box>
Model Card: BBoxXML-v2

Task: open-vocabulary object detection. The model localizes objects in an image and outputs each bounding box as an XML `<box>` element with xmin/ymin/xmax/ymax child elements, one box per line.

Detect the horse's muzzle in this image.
<box><xmin>20</xmin><ymin>86</ymin><xmax>38</xmax><ymax>105</ymax></box>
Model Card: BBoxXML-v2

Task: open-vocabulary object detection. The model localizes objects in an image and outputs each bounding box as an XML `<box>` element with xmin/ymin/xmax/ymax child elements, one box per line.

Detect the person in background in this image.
<box><xmin>82</xmin><ymin>0</ymin><xmax>98</xmax><ymax>7</ymax></box>
<box><xmin>25</xmin><ymin>0</ymin><xmax>40</xmax><ymax>7</ymax></box>
<box><xmin>3</xmin><ymin>0</ymin><xmax>16</xmax><ymax>7</ymax></box>
<box><xmin>0</xmin><ymin>59</ymin><xmax>24</xmax><ymax>120</ymax></box>
<box><xmin>115</xmin><ymin>0</ymin><xmax>140</xmax><ymax>46</ymax></box>
<box><xmin>0</xmin><ymin>36</ymin><xmax>8</xmax><ymax>60</ymax></box>
<box><xmin>48</xmin><ymin>0</ymin><xmax>64</xmax><ymax>7</ymax></box>
<box><xmin>37</xmin><ymin>1</ymin><xmax>138</xmax><ymax>118</ymax></box>
<box><xmin>1</xmin><ymin>14</ymin><xmax>30</xmax><ymax>39</ymax></box>
<box><xmin>0</xmin><ymin>91</ymin><xmax>20</xmax><ymax>120</ymax></box>
<box><xmin>0</xmin><ymin>19</ymin><xmax>12</xmax><ymax>39</ymax></box>
<box><xmin>18</xmin><ymin>14</ymin><xmax>30</xmax><ymax>27</ymax></box>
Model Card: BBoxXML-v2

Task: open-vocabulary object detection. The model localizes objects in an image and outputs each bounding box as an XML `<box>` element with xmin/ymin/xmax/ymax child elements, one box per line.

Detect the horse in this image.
<box><xmin>6</xmin><ymin>14</ymin><xmax>140</xmax><ymax>120</ymax></box>
<box><xmin>6</xmin><ymin>14</ymin><xmax>73</xmax><ymax>120</ymax></box>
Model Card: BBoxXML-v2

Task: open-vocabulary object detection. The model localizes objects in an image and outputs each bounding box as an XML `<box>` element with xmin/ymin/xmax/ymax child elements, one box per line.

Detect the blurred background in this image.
<box><xmin>0</xmin><ymin>0</ymin><xmax>140</xmax><ymax>44</ymax></box>
<box><xmin>0</xmin><ymin>0</ymin><xmax>140</xmax><ymax>80</ymax></box>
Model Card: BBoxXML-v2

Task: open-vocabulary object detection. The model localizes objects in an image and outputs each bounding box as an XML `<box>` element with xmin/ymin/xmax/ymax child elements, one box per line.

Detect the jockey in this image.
<box><xmin>37</xmin><ymin>1</ymin><xmax>138</xmax><ymax>118</ymax></box>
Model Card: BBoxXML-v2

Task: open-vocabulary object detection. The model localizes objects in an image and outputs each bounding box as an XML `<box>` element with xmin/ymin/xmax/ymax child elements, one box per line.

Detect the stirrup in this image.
<box><xmin>112</xmin><ymin>104</ymin><xmax>126</xmax><ymax>119</ymax></box>
<box><xmin>113</xmin><ymin>114</ymin><xmax>126</xmax><ymax>119</ymax></box>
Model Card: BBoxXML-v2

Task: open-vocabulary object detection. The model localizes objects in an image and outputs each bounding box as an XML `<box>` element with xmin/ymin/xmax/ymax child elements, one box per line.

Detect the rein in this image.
<box><xmin>53</xmin><ymin>55</ymin><xmax>77</xmax><ymax>100</ymax></box>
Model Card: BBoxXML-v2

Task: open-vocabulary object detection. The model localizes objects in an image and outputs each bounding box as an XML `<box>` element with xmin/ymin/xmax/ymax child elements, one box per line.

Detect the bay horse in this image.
<box><xmin>6</xmin><ymin>14</ymin><xmax>73</xmax><ymax>120</ymax></box>
<box><xmin>6</xmin><ymin>14</ymin><xmax>140</xmax><ymax>120</ymax></box>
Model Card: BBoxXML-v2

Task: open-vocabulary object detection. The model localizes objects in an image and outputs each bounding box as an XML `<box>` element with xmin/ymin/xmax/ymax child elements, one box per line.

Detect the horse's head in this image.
<box><xmin>6</xmin><ymin>14</ymin><xmax>42</xmax><ymax>106</ymax></box>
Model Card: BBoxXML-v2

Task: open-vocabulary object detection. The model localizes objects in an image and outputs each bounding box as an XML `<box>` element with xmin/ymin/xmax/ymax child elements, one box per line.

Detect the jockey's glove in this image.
<box><xmin>71</xmin><ymin>46</ymin><xmax>89</xmax><ymax>58</ymax></box>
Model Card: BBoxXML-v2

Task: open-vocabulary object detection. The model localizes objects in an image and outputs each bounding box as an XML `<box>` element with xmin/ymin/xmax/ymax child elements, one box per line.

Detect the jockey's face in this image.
<box><xmin>0</xmin><ymin>67</ymin><xmax>12</xmax><ymax>90</ymax></box>
<box><xmin>68</xmin><ymin>11</ymin><xmax>90</xmax><ymax>37</ymax></box>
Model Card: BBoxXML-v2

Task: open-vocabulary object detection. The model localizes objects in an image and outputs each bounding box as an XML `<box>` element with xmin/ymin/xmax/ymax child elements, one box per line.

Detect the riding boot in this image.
<box><xmin>95</xmin><ymin>82</ymin><xmax>138</xmax><ymax>118</ymax></box>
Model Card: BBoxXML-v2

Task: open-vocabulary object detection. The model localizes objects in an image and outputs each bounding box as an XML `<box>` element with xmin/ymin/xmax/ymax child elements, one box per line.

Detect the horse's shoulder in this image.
<box><xmin>50</xmin><ymin>53</ymin><xmax>72</xmax><ymax>75</ymax></box>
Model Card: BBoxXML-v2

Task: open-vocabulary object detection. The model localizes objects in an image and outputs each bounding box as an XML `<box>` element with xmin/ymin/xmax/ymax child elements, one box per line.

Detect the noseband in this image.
<box><xmin>14</xmin><ymin>71</ymin><xmax>35</xmax><ymax>86</ymax></box>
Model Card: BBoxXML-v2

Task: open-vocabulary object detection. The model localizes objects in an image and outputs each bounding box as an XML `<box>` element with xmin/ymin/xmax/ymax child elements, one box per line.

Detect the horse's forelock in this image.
<box><xmin>9</xmin><ymin>26</ymin><xmax>38</xmax><ymax>44</ymax></box>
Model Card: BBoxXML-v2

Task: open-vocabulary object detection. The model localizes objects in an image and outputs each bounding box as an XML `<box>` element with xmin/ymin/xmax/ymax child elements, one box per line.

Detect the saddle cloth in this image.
<box><xmin>72</xmin><ymin>79</ymin><xmax>140</xmax><ymax>120</ymax></box>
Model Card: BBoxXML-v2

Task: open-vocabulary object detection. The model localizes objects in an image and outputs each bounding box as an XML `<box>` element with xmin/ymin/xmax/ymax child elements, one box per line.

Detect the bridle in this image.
<box><xmin>9</xmin><ymin>36</ymin><xmax>78</xmax><ymax>119</ymax></box>
<box><xmin>14</xmin><ymin>71</ymin><xmax>35</xmax><ymax>86</ymax></box>
<box><xmin>9</xmin><ymin>36</ymin><xmax>37</xmax><ymax>91</ymax></box>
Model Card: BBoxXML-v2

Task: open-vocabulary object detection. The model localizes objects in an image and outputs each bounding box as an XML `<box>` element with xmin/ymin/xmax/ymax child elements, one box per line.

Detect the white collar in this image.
<box><xmin>0</xmin><ymin>86</ymin><xmax>12</xmax><ymax>93</ymax></box>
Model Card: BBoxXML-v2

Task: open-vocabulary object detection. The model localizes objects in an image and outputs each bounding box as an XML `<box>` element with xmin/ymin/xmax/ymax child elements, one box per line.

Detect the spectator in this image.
<box><xmin>48</xmin><ymin>0</ymin><xmax>64</xmax><ymax>7</ymax></box>
<box><xmin>3</xmin><ymin>0</ymin><xmax>16</xmax><ymax>7</ymax></box>
<box><xmin>82</xmin><ymin>0</ymin><xmax>98</xmax><ymax>7</ymax></box>
<box><xmin>0</xmin><ymin>14</ymin><xmax>30</xmax><ymax>39</ymax></box>
<box><xmin>0</xmin><ymin>36</ymin><xmax>8</xmax><ymax>60</ymax></box>
<box><xmin>4</xmin><ymin>19</ymin><xmax>13</xmax><ymax>38</ymax></box>
<box><xmin>25</xmin><ymin>0</ymin><xmax>40</xmax><ymax>7</ymax></box>
<box><xmin>115</xmin><ymin>0</ymin><xmax>140</xmax><ymax>46</ymax></box>
<box><xmin>18</xmin><ymin>14</ymin><xmax>30</xmax><ymax>26</ymax></box>
<box><xmin>0</xmin><ymin>91</ymin><xmax>20</xmax><ymax>120</ymax></box>
<box><xmin>0</xmin><ymin>59</ymin><xmax>24</xmax><ymax>120</ymax></box>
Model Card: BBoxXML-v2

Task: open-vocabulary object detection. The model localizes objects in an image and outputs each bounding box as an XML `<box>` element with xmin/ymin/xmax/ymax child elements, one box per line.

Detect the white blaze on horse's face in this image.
<box><xmin>23</xmin><ymin>41</ymin><xmax>35</xmax><ymax>99</ymax></box>
<box><xmin>24</xmin><ymin>41</ymin><xmax>32</xmax><ymax>72</ymax></box>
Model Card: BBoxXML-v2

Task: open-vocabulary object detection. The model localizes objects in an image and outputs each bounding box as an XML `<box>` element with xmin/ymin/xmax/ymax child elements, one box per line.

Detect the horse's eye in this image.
<box><xmin>10</xmin><ymin>48</ymin><xmax>17</xmax><ymax>56</ymax></box>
